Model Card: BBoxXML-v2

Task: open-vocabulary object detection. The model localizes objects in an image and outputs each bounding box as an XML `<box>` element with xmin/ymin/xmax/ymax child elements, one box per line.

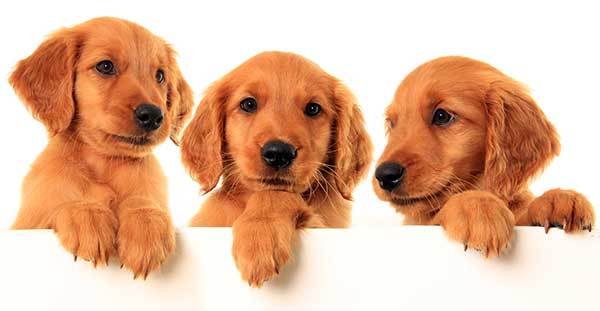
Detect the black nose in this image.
<box><xmin>261</xmin><ymin>140</ymin><xmax>297</xmax><ymax>170</ymax></box>
<box><xmin>375</xmin><ymin>162</ymin><xmax>406</xmax><ymax>192</ymax></box>
<box><xmin>134</xmin><ymin>103</ymin><xmax>163</xmax><ymax>132</ymax></box>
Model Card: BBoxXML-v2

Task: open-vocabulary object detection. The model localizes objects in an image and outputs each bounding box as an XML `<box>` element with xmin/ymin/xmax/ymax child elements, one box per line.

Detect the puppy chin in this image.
<box><xmin>240</xmin><ymin>174</ymin><xmax>313</xmax><ymax>193</ymax></box>
<box><xmin>373</xmin><ymin>178</ymin><xmax>451</xmax><ymax>215</ymax></box>
<box><xmin>80</xmin><ymin>129</ymin><xmax>166</xmax><ymax>158</ymax></box>
<box><xmin>242</xmin><ymin>177</ymin><xmax>292</xmax><ymax>192</ymax></box>
<box><xmin>110</xmin><ymin>134</ymin><xmax>155</xmax><ymax>146</ymax></box>
<box><xmin>102</xmin><ymin>141</ymin><xmax>156</xmax><ymax>158</ymax></box>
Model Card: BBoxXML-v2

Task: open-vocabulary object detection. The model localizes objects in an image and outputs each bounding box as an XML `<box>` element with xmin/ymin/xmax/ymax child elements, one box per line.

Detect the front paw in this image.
<box><xmin>529</xmin><ymin>189</ymin><xmax>595</xmax><ymax>233</ymax></box>
<box><xmin>54</xmin><ymin>204</ymin><xmax>118</xmax><ymax>266</ymax></box>
<box><xmin>117</xmin><ymin>208</ymin><xmax>175</xmax><ymax>279</ymax></box>
<box><xmin>232</xmin><ymin>219</ymin><xmax>294</xmax><ymax>287</ymax></box>
<box><xmin>433</xmin><ymin>191</ymin><xmax>515</xmax><ymax>258</ymax></box>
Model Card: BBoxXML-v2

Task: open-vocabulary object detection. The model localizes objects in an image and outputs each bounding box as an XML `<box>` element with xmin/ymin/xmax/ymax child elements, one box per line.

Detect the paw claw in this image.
<box><xmin>529</xmin><ymin>189</ymin><xmax>595</xmax><ymax>234</ymax></box>
<box><xmin>435</xmin><ymin>191</ymin><xmax>515</xmax><ymax>259</ymax></box>
<box><xmin>55</xmin><ymin>205</ymin><xmax>118</xmax><ymax>267</ymax></box>
<box><xmin>118</xmin><ymin>208</ymin><xmax>175</xmax><ymax>281</ymax></box>
<box><xmin>233</xmin><ymin>221</ymin><xmax>292</xmax><ymax>287</ymax></box>
<box><xmin>549</xmin><ymin>222</ymin><xmax>563</xmax><ymax>230</ymax></box>
<box><xmin>584</xmin><ymin>225</ymin><xmax>593</xmax><ymax>232</ymax></box>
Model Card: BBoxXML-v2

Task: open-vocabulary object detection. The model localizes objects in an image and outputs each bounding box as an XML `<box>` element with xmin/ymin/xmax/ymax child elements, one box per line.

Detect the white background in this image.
<box><xmin>1</xmin><ymin>228</ymin><xmax>598</xmax><ymax>311</ymax></box>
<box><xmin>0</xmin><ymin>0</ymin><xmax>598</xmax><ymax>229</ymax></box>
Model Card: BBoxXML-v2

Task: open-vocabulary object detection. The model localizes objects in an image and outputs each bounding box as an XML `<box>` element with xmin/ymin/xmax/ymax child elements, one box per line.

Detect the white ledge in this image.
<box><xmin>0</xmin><ymin>227</ymin><xmax>598</xmax><ymax>310</ymax></box>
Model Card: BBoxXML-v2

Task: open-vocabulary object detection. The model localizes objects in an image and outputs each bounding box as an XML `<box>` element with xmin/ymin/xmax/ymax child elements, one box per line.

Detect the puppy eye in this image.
<box><xmin>240</xmin><ymin>97</ymin><xmax>258</xmax><ymax>113</ymax></box>
<box><xmin>304</xmin><ymin>102</ymin><xmax>322</xmax><ymax>117</ymax></box>
<box><xmin>385</xmin><ymin>118</ymin><xmax>395</xmax><ymax>130</ymax></box>
<box><xmin>156</xmin><ymin>69</ymin><xmax>165</xmax><ymax>84</ymax></box>
<box><xmin>432</xmin><ymin>108</ymin><xmax>455</xmax><ymax>126</ymax></box>
<box><xmin>95</xmin><ymin>60</ymin><xmax>116</xmax><ymax>75</ymax></box>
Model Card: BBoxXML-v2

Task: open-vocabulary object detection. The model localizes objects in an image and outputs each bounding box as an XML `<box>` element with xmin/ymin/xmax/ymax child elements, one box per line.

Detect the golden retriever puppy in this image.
<box><xmin>10</xmin><ymin>17</ymin><xmax>193</xmax><ymax>278</ymax></box>
<box><xmin>181</xmin><ymin>51</ymin><xmax>372</xmax><ymax>286</ymax></box>
<box><xmin>374</xmin><ymin>56</ymin><xmax>595</xmax><ymax>257</ymax></box>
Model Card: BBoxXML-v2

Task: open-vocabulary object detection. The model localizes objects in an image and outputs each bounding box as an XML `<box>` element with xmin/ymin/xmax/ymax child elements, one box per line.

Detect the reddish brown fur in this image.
<box><xmin>10</xmin><ymin>17</ymin><xmax>194</xmax><ymax>278</ymax></box>
<box><xmin>375</xmin><ymin>56</ymin><xmax>595</xmax><ymax>256</ymax></box>
<box><xmin>181</xmin><ymin>51</ymin><xmax>372</xmax><ymax>286</ymax></box>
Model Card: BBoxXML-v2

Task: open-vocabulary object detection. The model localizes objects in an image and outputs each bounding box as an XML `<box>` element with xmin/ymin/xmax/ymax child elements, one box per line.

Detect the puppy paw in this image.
<box><xmin>433</xmin><ymin>191</ymin><xmax>515</xmax><ymax>258</ymax></box>
<box><xmin>54</xmin><ymin>204</ymin><xmax>118</xmax><ymax>266</ymax></box>
<box><xmin>232</xmin><ymin>219</ymin><xmax>294</xmax><ymax>288</ymax></box>
<box><xmin>117</xmin><ymin>208</ymin><xmax>175</xmax><ymax>279</ymax></box>
<box><xmin>528</xmin><ymin>189</ymin><xmax>595</xmax><ymax>233</ymax></box>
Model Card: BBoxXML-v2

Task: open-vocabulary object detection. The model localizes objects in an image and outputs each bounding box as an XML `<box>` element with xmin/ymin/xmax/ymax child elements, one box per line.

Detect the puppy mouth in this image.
<box><xmin>254</xmin><ymin>177</ymin><xmax>294</xmax><ymax>186</ymax></box>
<box><xmin>389</xmin><ymin>182</ymin><xmax>452</xmax><ymax>206</ymax></box>
<box><xmin>391</xmin><ymin>195</ymin><xmax>437</xmax><ymax>206</ymax></box>
<box><xmin>110</xmin><ymin>134</ymin><xmax>152</xmax><ymax>146</ymax></box>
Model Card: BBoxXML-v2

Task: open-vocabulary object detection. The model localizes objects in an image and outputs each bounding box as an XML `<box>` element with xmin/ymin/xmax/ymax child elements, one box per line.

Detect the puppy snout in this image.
<box><xmin>134</xmin><ymin>103</ymin><xmax>163</xmax><ymax>132</ymax></box>
<box><xmin>261</xmin><ymin>140</ymin><xmax>297</xmax><ymax>170</ymax></box>
<box><xmin>375</xmin><ymin>162</ymin><xmax>406</xmax><ymax>192</ymax></box>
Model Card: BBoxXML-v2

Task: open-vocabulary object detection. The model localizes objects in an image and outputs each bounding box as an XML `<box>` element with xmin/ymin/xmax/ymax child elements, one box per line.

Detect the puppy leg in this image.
<box><xmin>117</xmin><ymin>197</ymin><xmax>175</xmax><ymax>279</ymax></box>
<box><xmin>54</xmin><ymin>202</ymin><xmax>118</xmax><ymax>266</ymax></box>
<box><xmin>433</xmin><ymin>190</ymin><xmax>515</xmax><ymax>258</ymax></box>
<box><xmin>14</xmin><ymin>168</ymin><xmax>117</xmax><ymax>266</ymax></box>
<box><xmin>113</xmin><ymin>156</ymin><xmax>175</xmax><ymax>279</ymax></box>
<box><xmin>232</xmin><ymin>191</ymin><xmax>321</xmax><ymax>287</ymax></box>
<box><xmin>189</xmin><ymin>189</ymin><xmax>247</xmax><ymax>227</ymax></box>
<box><xmin>528</xmin><ymin>188</ymin><xmax>595</xmax><ymax>233</ymax></box>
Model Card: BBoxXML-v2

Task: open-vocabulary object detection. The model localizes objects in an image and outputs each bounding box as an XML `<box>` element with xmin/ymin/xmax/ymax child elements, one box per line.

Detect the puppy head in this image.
<box><xmin>9</xmin><ymin>17</ymin><xmax>193</xmax><ymax>157</ymax></box>
<box><xmin>181</xmin><ymin>51</ymin><xmax>372</xmax><ymax>197</ymax></box>
<box><xmin>374</xmin><ymin>56</ymin><xmax>559</xmax><ymax>215</ymax></box>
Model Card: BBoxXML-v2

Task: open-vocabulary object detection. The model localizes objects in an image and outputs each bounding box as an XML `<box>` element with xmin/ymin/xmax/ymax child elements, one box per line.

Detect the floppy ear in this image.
<box><xmin>180</xmin><ymin>82</ymin><xmax>226</xmax><ymax>193</ymax></box>
<box><xmin>483</xmin><ymin>79</ymin><xmax>560</xmax><ymax>200</ymax></box>
<box><xmin>9</xmin><ymin>29</ymin><xmax>79</xmax><ymax>136</ymax></box>
<box><xmin>166</xmin><ymin>55</ymin><xmax>194</xmax><ymax>144</ymax></box>
<box><xmin>331</xmin><ymin>81</ymin><xmax>373</xmax><ymax>199</ymax></box>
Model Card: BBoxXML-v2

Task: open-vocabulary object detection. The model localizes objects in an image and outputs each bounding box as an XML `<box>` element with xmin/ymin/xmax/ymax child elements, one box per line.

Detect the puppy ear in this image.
<box><xmin>180</xmin><ymin>82</ymin><xmax>226</xmax><ymax>193</ymax></box>
<box><xmin>9</xmin><ymin>29</ymin><xmax>78</xmax><ymax>136</ymax></box>
<box><xmin>331</xmin><ymin>81</ymin><xmax>373</xmax><ymax>199</ymax></box>
<box><xmin>166</xmin><ymin>56</ymin><xmax>194</xmax><ymax>144</ymax></box>
<box><xmin>483</xmin><ymin>79</ymin><xmax>560</xmax><ymax>200</ymax></box>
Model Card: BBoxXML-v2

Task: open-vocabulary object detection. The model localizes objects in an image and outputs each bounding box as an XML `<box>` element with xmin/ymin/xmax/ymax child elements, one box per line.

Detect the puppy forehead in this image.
<box><xmin>231</xmin><ymin>53</ymin><xmax>334</xmax><ymax>100</ymax></box>
<box><xmin>238</xmin><ymin>72</ymin><xmax>332</xmax><ymax>97</ymax></box>
<box><xmin>242</xmin><ymin>51</ymin><xmax>326</xmax><ymax>74</ymax></box>
<box><xmin>77</xmin><ymin>18</ymin><xmax>168</xmax><ymax>65</ymax></box>
<box><xmin>389</xmin><ymin>58</ymin><xmax>493</xmax><ymax>118</ymax></box>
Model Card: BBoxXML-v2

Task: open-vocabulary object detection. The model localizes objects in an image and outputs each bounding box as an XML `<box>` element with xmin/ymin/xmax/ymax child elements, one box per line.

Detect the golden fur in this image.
<box><xmin>181</xmin><ymin>51</ymin><xmax>372</xmax><ymax>286</ymax></box>
<box><xmin>10</xmin><ymin>17</ymin><xmax>194</xmax><ymax>278</ymax></box>
<box><xmin>374</xmin><ymin>56</ymin><xmax>595</xmax><ymax>257</ymax></box>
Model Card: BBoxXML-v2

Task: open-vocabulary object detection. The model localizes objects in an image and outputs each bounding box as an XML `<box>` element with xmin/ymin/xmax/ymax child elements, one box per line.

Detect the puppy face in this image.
<box><xmin>223</xmin><ymin>56</ymin><xmax>335</xmax><ymax>192</ymax></box>
<box><xmin>374</xmin><ymin>57</ymin><xmax>559</xmax><ymax>215</ymax></box>
<box><xmin>182</xmin><ymin>52</ymin><xmax>372</xmax><ymax>197</ymax></box>
<box><xmin>10</xmin><ymin>17</ymin><xmax>193</xmax><ymax>157</ymax></box>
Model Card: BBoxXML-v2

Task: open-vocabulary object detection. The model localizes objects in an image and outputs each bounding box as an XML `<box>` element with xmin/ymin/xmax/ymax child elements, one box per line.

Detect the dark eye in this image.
<box><xmin>304</xmin><ymin>102</ymin><xmax>322</xmax><ymax>117</ymax></box>
<box><xmin>240</xmin><ymin>97</ymin><xmax>257</xmax><ymax>113</ymax></box>
<box><xmin>156</xmin><ymin>69</ymin><xmax>165</xmax><ymax>84</ymax></box>
<box><xmin>386</xmin><ymin>118</ymin><xmax>395</xmax><ymax>130</ymax></box>
<box><xmin>95</xmin><ymin>60</ymin><xmax>116</xmax><ymax>75</ymax></box>
<box><xmin>432</xmin><ymin>108</ymin><xmax>455</xmax><ymax>126</ymax></box>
